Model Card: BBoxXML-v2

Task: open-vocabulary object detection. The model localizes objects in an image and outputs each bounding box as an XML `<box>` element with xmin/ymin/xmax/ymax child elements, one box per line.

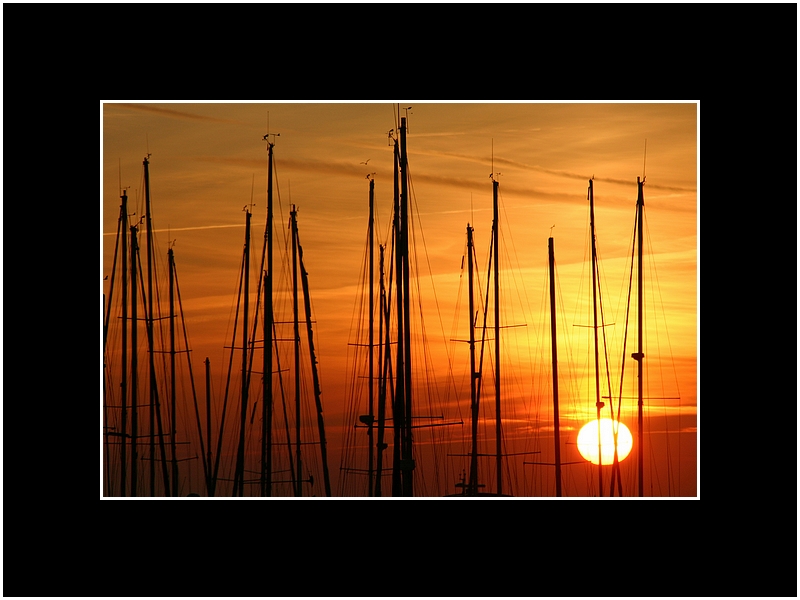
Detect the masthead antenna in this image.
<box><xmin>263</xmin><ymin>110</ymin><xmax>280</xmax><ymax>145</ymax></box>
<box><xmin>642</xmin><ymin>139</ymin><xmax>647</xmax><ymax>183</ymax></box>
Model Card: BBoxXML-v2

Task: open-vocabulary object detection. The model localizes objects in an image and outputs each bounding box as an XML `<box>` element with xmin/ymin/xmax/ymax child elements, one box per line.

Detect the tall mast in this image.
<box><xmin>129</xmin><ymin>224</ymin><xmax>139</xmax><ymax>497</ymax></box>
<box><xmin>144</xmin><ymin>155</ymin><xmax>156</xmax><ymax>496</ymax></box>
<box><xmin>262</xmin><ymin>135</ymin><xmax>276</xmax><ymax>497</ymax></box>
<box><xmin>297</xmin><ymin>223</ymin><xmax>332</xmax><ymax>496</ymax></box>
<box><xmin>120</xmin><ymin>190</ymin><xmax>128</xmax><ymax>497</ymax></box>
<box><xmin>368</xmin><ymin>175</ymin><xmax>375</xmax><ymax>495</ymax></box>
<box><xmin>291</xmin><ymin>205</ymin><xmax>302</xmax><ymax>496</ymax></box>
<box><xmin>467</xmin><ymin>224</ymin><xmax>479</xmax><ymax>495</ymax></box>
<box><xmin>589</xmin><ymin>178</ymin><xmax>603</xmax><ymax>496</ymax></box>
<box><xmin>492</xmin><ymin>175</ymin><xmax>502</xmax><ymax>495</ymax></box>
<box><xmin>142</xmin><ymin>157</ymin><xmax>170</xmax><ymax>496</ymax></box>
<box><xmin>399</xmin><ymin>115</ymin><xmax>413</xmax><ymax>497</ymax></box>
<box><xmin>168</xmin><ymin>247</ymin><xmax>179</xmax><ymax>496</ymax></box>
<box><xmin>391</xmin><ymin>130</ymin><xmax>404</xmax><ymax>497</ymax></box>
<box><xmin>375</xmin><ymin>244</ymin><xmax>387</xmax><ymax>496</ymax></box>
<box><xmin>633</xmin><ymin>176</ymin><xmax>645</xmax><ymax>496</ymax></box>
<box><xmin>548</xmin><ymin>236</ymin><xmax>563</xmax><ymax>496</ymax></box>
<box><xmin>234</xmin><ymin>209</ymin><xmax>251</xmax><ymax>496</ymax></box>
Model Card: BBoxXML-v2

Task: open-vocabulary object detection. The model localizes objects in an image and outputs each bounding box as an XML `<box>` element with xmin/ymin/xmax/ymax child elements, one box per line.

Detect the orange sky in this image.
<box><xmin>101</xmin><ymin>101</ymin><xmax>697</xmax><ymax>498</ymax></box>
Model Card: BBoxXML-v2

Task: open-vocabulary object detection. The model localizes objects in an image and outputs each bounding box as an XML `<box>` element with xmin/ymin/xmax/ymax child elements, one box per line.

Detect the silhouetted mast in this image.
<box><xmin>548</xmin><ymin>236</ymin><xmax>563</xmax><ymax>496</ymax></box>
<box><xmin>297</xmin><ymin>221</ymin><xmax>332</xmax><ymax>496</ymax></box>
<box><xmin>168</xmin><ymin>247</ymin><xmax>179</xmax><ymax>496</ymax></box>
<box><xmin>142</xmin><ymin>156</ymin><xmax>170</xmax><ymax>496</ymax></box>
<box><xmin>130</xmin><ymin>223</ymin><xmax>139</xmax><ymax>496</ymax></box>
<box><xmin>120</xmin><ymin>190</ymin><xmax>129</xmax><ymax>497</ymax></box>
<box><xmin>389</xmin><ymin>115</ymin><xmax>414</xmax><ymax>496</ymax></box>
<box><xmin>233</xmin><ymin>208</ymin><xmax>252</xmax><ymax>496</ymax></box>
<box><xmin>144</xmin><ymin>155</ymin><xmax>157</xmax><ymax>496</ymax></box>
<box><xmin>589</xmin><ymin>178</ymin><xmax>603</xmax><ymax>496</ymax></box>
<box><xmin>391</xmin><ymin>128</ymin><xmax>404</xmax><ymax>496</ymax></box>
<box><xmin>291</xmin><ymin>205</ymin><xmax>302</xmax><ymax>496</ymax></box>
<box><xmin>399</xmin><ymin>116</ymin><xmax>414</xmax><ymax>497</ymax></box>
<box><xmin>368</xmin><ymin>176</ymin><xmax>376</xmax><ymax>495</ymax></box>
<box><xmin>492</xmin><ymin>175</ymin><xmax>502</xmax><ymax>495</ymax></box>
<box><xmin>375</xmin><ymin>244</ymin><xmax>388</xmax><ymax>496</ymax></box>
<box><xmin>467</xmin><ymin>224</ymin><xmax>480</xmax><ymax>494</ymax></box>
<box><xmin>633</xmin><ymin>176</ymin><xmax>645</xmax><ymax>497</ymax></box>
<box><xmin>261</xmin><ymin>134</ymin><xmax>276</xmax><ymax>497</ymax></box>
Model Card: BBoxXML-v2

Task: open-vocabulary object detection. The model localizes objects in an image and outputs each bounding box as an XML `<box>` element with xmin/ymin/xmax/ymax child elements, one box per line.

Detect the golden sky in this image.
<box><xmin>102</xmin><ymin>101</ymin><xmax>697</xmax><ymax>498</ymax></box>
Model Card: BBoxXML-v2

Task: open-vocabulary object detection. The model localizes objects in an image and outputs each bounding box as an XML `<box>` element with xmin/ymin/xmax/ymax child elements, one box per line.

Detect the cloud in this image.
<box><xmin>106</xmin><ymin>103</ymin><xmax>243</xmax><ymax>124</ymax></box>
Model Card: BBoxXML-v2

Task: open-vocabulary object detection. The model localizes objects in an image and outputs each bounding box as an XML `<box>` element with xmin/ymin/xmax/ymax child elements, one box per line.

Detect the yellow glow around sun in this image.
<box><xmin>577</xmin><ymin>418</ymin><xmax>633</xmax><ymax>465</ymax></box>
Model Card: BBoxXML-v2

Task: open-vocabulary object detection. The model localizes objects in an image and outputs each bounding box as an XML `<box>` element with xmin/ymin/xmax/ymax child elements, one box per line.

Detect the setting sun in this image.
<box><xmin>577</xmin><ymin>419</ymin><xmax>633</xmax><ymax>465</ymax></box>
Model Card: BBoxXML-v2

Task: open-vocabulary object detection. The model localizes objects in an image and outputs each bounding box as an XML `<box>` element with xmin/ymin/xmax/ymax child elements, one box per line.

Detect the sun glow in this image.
<box><xmin>576</xmin><ymin>418</ymin><xmax>633</xmax><ymax>465</ymax></box>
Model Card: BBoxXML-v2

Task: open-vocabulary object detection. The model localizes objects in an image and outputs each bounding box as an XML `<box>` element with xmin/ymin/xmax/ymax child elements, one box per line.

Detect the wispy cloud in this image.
<box><xmin>106</xmin><ymin>103</ymin><xmax>242</xmax><ymax>124</ymax></box>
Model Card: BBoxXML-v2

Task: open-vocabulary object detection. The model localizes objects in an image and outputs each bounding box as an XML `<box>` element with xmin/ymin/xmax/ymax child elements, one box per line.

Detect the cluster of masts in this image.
<box><xmin>104</xmin><ymin>120</ymin><xmax>653</xmax><ymax>498</ymax></box>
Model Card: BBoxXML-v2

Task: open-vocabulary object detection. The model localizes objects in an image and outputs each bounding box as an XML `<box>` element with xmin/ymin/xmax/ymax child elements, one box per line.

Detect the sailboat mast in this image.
<box><xmin>467</xmin><ymin>225</ymin><xmax>479</xmax><ymax>495</ymax></box>
<box><xmin>297</xmin><ymin>225</ymin><xmax>332</xmax><ymax>496</ymax></box>
<box><xmin>262</xmin><ymin>138</ymin><xmax>275</xmax><ymax>497</ymax></box>
<box><xmin>634</xmin><ymin>176</ymin><xmax>645</xmax><ymax>497</ymax></box>
<box><xmin>291</xmin><ymin>205</ymin><xmax>302</xmax><ymax>496</ymax></box>
<box><xmin>130</xmin><ymin>224</ymin><xmax>139</xmax><ymax>496</ymax></box>
<box><xmin>399</xmin><ymin>116</ymin><xmax>414</xmax><ymax>497</ymax></box>
<box><xmin>548</xmin><ymin>237</ymin><xmax>563</xmax><ymax>496</ymax></box>
<box><xmin>375</xmin><ymin>244</ymin><xmax>387</xmax><ymax>496</ymax></box>
<box><xmin>391</xmin><ymin>132</ymin><xmax>404</xmax><ymax>497</ymax></box>
<box><xmin>368</xmin><ymin>176</ymin><xmax>375</xmax><ymax>496</ymax></box>
<box><xmin>120</xmin><ymin>190</ymin><xmax>128</xmax><ymax>497</ymax></box>
<box><xmin>234</xmin><ymin>209</ymin><xmax>251</xmax><ymax>496</ymax></box>
<box><xmin>492</xmin><ymin>176</ymin><xmax>502</xmax><ymax>495</ymax></box>
<box><xmin>143</xmin><ymin>155</ymin><xmax>156</xmax><ymax>496</ymax></box>
<box><xmin>168</xmin><ymin>247</ymin><xmax>179</xmax><ymax>497</ymax></box>
<box><xmin>589</xmin><ymin>179</ymin><xmax>603</xmax><ymax>496</ymax></box>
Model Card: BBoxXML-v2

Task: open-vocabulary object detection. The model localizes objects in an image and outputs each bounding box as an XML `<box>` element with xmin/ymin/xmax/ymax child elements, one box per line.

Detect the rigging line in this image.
<box><xmin>593</xmin><ymin>240</ymin><xmax>626</xmax><ymax>497</ymax></box>
<box><xmin>407</xmin><ymin>175</ymin><xmax>454</xmax><ymax>495</ymax></box>
<box><xmin>272</xmin><ymin>311</ymin><xmax>297</xmax><ymax>493</ymax></box>
<box><xmin>642</xmin><ymin>208</ymin><xmax>682</xmax><ymax>496</ymax></box>
<box><xmin>407</xmin><ymin>164</ymin><xmax>460</xmax><ymax>408</ymax></box>
<box><xmin>608</xmin><ymin>220</ymin><xmax>636</xmax><ymax>497</ymax></box>
<box><xmin>594</xmin><ymin>248</ymin><xmax>616</xmax><ymax>414</ymax></box>
<box><xmin>104</xmin><ymin>207</ymin><xmax>123</xmax><ymax>341</ymax></box>
<box><xmin>295</xmin><ymin>224</ymin><xmax>331</xmax><ymax>495</ymax></box>
<box><xmin>174</xmin><ymin>258</ymin><xmax>209</xmax><ymax>488</ymax></box>
<box><xmin>614</xmin><ymin>206</ymin><xmax>638</xmax><ymax>452</ymax></box>
<box><xmin>141</xmin><ymin>244</ymin><xmax>173</xmax><ymax>495</ymax></box>
<box><xmin>474</xmin><ymin>231</ymin><xmax>493</xmax><ymax>424</ymax></box>
<box><xmin>211</xmin><ymin>246</ymin><xmax>246</xmax><ymax>495</ymax></box>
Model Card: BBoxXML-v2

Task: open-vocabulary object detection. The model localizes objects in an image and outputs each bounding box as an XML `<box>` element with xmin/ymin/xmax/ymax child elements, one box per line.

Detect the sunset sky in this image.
<box><xmin>101</xmin><ymin>101</ymin><xmax>697</xmax><ymax>498</ymax></box>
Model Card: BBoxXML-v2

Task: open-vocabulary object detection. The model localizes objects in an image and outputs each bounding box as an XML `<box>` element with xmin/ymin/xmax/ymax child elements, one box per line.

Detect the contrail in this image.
<box><xmin>103</xmin><ymin>223</ymin><xmax>243</xmax><ymax>236</ymax></box>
